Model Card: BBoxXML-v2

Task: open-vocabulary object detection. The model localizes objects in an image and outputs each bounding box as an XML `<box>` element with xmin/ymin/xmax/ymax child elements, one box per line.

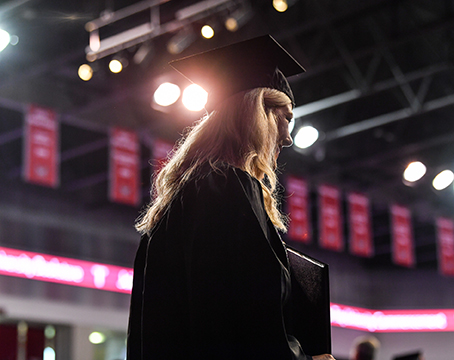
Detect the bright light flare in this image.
<box><xmin>43</xmin><ymin>347</ymin><xmax>55</xmax><ymax>360</ymax></box>
<box><xmin>201</xmin><ymin>25</ymin><xmax>214</xmax><ymax>39</ymax></box>
<box><xmin>273</xmin><ymin>0</ymin><xmax>288</xmax><ymax>12</ymax></box>
<box><xmin>0</xmin><ymin>28</ymin><xmax>11</xmax><ymax>52</ymax></box>
<box><xmin>182</xmin><ymin>84</ymin><xmax>208</xmax><ymax>111</ymax></box>
<box><xmin>294</xmin><ymin>125</ymin><xmax>319</xmax><ymax>149</ymax></box>
<box><xmin>403</xmin><ymin>161</ymin><xmax>426</xmax><ymax>183</ymax></box>
<box><xmin>109</xmin><ymin>59</ymin><xmax>123</xmax><ymax>73</ymax></box>
<box><xmin>88</xmin><ymin>331</ymin><xmax>106</xmax><ymax>344</ymax></box>
<box><xmin>78</xmin><ymin>64</ymin><xmax>93</xmax><ymax>81</ymax></box>
<box><xmin>433</xmin><ymin>170</ymin><xmax>454</xmax><ymax>190</ymax></box>
<box><xmin>153</xmin><ymin>82</ymin><xmax>181</xmax><ymax>106</ymax></box>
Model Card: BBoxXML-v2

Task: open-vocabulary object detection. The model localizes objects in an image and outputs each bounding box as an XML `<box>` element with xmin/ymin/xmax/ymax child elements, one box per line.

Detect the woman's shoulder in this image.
<box><xmin>190</xmin><ymin>162</ymin><xmax>259</xmax><ymax>191</ymax></box>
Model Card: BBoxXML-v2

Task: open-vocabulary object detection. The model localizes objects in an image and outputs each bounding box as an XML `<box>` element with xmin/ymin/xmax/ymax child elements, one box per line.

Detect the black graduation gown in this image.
<box><xmin>127</xmin><ymin>165</ymin><xmax>311</xmax><ymax>360</ymax></box>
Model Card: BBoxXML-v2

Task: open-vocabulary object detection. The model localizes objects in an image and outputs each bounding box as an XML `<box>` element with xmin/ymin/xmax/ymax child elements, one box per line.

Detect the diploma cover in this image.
<box><xmin>286</xmin><ymin>247</ymin><xmax>332</xmax><ymax>355</ymax></box>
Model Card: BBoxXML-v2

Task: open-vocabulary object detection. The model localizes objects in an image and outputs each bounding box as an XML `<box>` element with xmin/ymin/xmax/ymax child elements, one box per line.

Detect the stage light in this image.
<box><xmin>182</xmin><ymin>84</ymin><xmax>208</xmax><ymax>111</ymax></box>
<box><xmin>0</xmin><ymin>28</ymin><xmax>11</xmax><ymax>52</ymax></box>
<box><xmin>43</xmin><ymin>347</ymin><xmax>55</xmax><ymax>360</ymax></box>
<box><xmin>201</xmin><ymin>25</ymin><xmax>214</xmax><ymax>39</ymax></box>
<box><xmin>273</xmin><ymin>0</ymin><xmax>288</xmax><ymax>12</ymax></box>
<box><xmin>44</xmin><ymin>325</ymin><xmax>56</xmax><ymax>339</ymax></box>
<box><xmin>167</xmin><ymin>28</ymin><xmax>196</xmax><ymax>54</ymax></box>
<box><xmin>89</xmin><ymin>331</ymin><xmax>106</xmax><ymax>344</ymax></box>
<box><xmin>154</xmin><ymin>82</ymin><xmax>181</xmax><ymax>106</ymax></box>
<box><xmin>294</xmin><ymin>125</ymin><xmax>319</xmax><ymax>149</ymax></box>
<box><xmin>433</xmin><ymin>170</ymin><xmax>454</xmax><ymax>190</ymax></box>
<box><xmin>109</xmin><ymin>59</ymin><xmax>123</xmax><ymax>73</ymax></box>
<box><xmin>225</xmin><ymin>6</ymin><xmax>252</xmax><ymax>32</ymax></box>
<box><xmin>78</xmin><ymin>64</ymin><xmax>93</xmax><ymax>81</ymax></box>
<box><xmin>403</xmin><ymin>161</ymin><xmax>426</xmax><ymax>183</ymax></box>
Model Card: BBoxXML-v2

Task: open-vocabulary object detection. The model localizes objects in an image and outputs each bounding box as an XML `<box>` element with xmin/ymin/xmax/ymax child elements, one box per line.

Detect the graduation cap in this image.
<box><xmin>169</xmin><ymin>35</ymin><xmax>305</xmax><ymax>110</ymax></box>
<box><xmin>392</xmin><ymin>351</ymin><xmax>422</xmax><ymax>360</ymax></box>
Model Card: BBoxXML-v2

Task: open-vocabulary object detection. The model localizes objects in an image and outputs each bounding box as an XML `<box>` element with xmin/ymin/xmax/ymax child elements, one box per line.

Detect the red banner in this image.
<box><xmin>436</xmin><ymin>217</ymin><xmax>454</xmax><ymax>276</ymax></box>
<box><xmin>391</xmin><ymin>204</ymin><xmax>415</xmax><ymax>267</ymax></box>
<box><xmin>348</xmin><ymin>192</ymin><xmax>373</xmax><ymax>257</ymax></box>
<box><xmin>109</xmin><ymin>127</ymin><xmax>140</xmax><ymax>206</ymax></box>
<box><xmin>286</xmin><ymin>176</ymin><xmax>311</xmax><ymax>243</ymax></box>
<box><xmin>23</xmin><ymin>104</ymin><xmax>59</xmax><ymax>187</ymax></box>
<box><xmin>318</xmin><ymin>184</ymin><xmax>343</xmax><ymax>251</ymax></box>
<box><xmin>152</xmin><ymin>138</ymin><xmax>174</xmax><ymax>173</ymax></box>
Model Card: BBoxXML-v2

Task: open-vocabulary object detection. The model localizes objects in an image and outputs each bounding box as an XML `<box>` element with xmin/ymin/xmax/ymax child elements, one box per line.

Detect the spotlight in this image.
<box><xmin>153</xmin><ymin>82</ymin><xmax>181</xmax><ymax>106</ymax></box>
<box><xmin>88</xmin><ymin>331</ymin><xmax>106</xmax><ymax>344</ymax></box>
<box><xmin>294</xmin><ymin>125</ymin><xmax>319</xmax><ymax>149</ymax></box>
<box><xmin>403</xmin><ymin>161</ymin><xmax>426</xmax><ymax>183</ymax></box>
<box><xmin>273</xmin><ymin>0</ymin><xmax>288</xmax><ymax>12</ymax></box>
<box><xmin>273</xmin><ymin>0</ymin><xmax>296</xmax><ymax>12</ymax></box>
<box><xmin>225</xmin><ymin>5</ymin><xmax>252</xmax><ymax>32</ymax></box>
<box><xmin>201</xmin><ymin>25</ymin><xmax>215</xmax><ymax>39</ymax></box>
<box><xmin>433</xmin><ymin>170</ymin><xmax>454</xmax><ymax>190</ymax></box>
<box><xmin>167</xmin><ymin>28</ymin><xmax>196</xmax><ymax>55</ymax></box>
<box><xmin>0</xmin><ymin>28</ymin><xmax>10</xmax><ymax>52</ymax></box>
<box><xmin>78</xmin><ymin>64</ymin><xmax>93</xmax><ymax>81</ymax></box>
<box><xmin>182</xmin><ymin>84</ymin><xmax>208</xmax><ymax>111</ymax></box>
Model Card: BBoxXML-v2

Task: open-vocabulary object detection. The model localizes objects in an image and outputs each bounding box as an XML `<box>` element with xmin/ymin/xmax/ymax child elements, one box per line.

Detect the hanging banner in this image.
<box><xmin>23</xmin><ymin>104</ymin><xmax>59</xmax><ymax>187</ymax></box>
<box><xmin>318</xmin><ymin>184</ymin><xmax>344</xmax><ymax>251</ymax></box>
<box><xmin>390</xmin><ymin>204</ymin><xmax>415</xmax><ymax>267</ymax></box>
<box><xmin>436</xmin><ymin>217</ymin><xmax>454</xmax><ymax>277</ymax></box>
<box><xmin>152</xmin><ymin>138</ymin><xmax>174</xmax><ymax>173</ymax></box>
<box><xmin>109</xmin><ymin>127</ymin><xmax>140</xmax><ymax>206</ymax></box>
<box><xmin>348</xmin><ymin>192</ymin><xmax>373</xmax><ymax>257</ymax></box>
<box><xmin>286</xmin><ymin>175</ymin><xmax>311</xmax><ymax>243</ymax></box>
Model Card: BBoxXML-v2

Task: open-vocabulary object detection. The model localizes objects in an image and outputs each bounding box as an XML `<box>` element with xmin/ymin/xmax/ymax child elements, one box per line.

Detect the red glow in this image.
<box><xmin>0</xmin><ymin>246</ymin><xmax>453</xmax><ymax>332</ymax></box>
<box><xmin>0</xmin><ymin>246</ymin><xmax>132</xmax><ymax>293</ymax></box>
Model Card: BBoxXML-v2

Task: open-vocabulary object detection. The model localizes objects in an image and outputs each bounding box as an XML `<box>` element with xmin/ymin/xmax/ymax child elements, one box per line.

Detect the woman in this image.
<box><xmin>127</xmin><ymin>36</ymin><xmax>335</xmax><ymax>360</ymax></box>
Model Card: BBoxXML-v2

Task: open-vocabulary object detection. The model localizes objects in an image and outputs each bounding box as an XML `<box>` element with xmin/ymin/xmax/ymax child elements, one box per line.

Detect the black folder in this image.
<box><xmin>286</xmin><ymin>247</ymin><xmax>332</xmax><ymax>356</ymax></box>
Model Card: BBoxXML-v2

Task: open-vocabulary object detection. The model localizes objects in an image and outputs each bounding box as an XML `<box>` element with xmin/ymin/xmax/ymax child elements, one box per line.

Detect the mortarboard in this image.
<box><xmin>169</xmin><ymin>35</ymin><xmax>305</xmax><ymax>110</ymax></box>
<box><xmin>392</xmin><ymin>351</ymin><xmax>422</xmax><ymax>360</ymax></box>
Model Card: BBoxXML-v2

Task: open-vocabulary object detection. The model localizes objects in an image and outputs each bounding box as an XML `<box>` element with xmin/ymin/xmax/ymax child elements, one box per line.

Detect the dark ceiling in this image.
<box><xmin>1</xmin><ymin>0</ymin><xmax>454</xmax><ymax>269</ymax></box>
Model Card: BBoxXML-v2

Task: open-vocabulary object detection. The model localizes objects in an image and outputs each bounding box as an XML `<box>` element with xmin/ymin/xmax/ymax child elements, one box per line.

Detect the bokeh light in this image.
<box><xmin>294</xmin><ymin>125</ymin><xmax>319</xmax><ymax>149</ymax></box>
<box><xmin>78</xmin><ymin>64</ymin><xmax>93</xmax><ymax>81</ymax></box>
<box><xmin>153</xmin><ymin>82</ymin><xmax>181</xmax><ymax>106</ymax></box>
<box><xmin>432</xmin><ymin>170</ymin><xmax>454</xmax><ymax>191</ymax></box>
<box><xmin>403</xmin><ymin>161</ymin><xmax>426</xmax><ymax>183</ymax></box>
<box><xmin>182</xmin><ymin>84</ymin><xmax>208</xmax><ymax>111</ymax></box>
<box><xmin>201</xmin><ymin>25</ymin><xmax>214</xmax><ymax>39</ymax></box>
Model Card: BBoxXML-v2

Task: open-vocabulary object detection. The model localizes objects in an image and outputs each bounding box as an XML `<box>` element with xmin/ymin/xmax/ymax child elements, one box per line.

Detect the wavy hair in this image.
<box><xmin>136</xmin><ymin>87</ymin><xmax>291</xmax><ymax>234</ymax></box>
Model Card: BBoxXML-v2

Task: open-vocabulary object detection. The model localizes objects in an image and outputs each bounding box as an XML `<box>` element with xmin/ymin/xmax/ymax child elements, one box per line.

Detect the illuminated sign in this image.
<box><xmin>330</xmin><ymin>303</ymin><xmax>454</xmax><ymax>332</ymax></box>
<box><xmin>0</xmin><ymin>246</ymin><xmax>132</xmax><ymax>293</ymax></box>
<box><xmin>0</xmin><ymin>246</ymin><xmax>453</xmax><ymax>332</ymax></box>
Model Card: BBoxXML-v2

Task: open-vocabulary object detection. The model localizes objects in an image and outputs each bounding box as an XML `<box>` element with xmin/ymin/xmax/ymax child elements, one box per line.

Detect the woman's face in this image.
<box><xmin>274</xmin><ymin>103</ymin><xmax>294</xmax><ymax>161</ymax></box>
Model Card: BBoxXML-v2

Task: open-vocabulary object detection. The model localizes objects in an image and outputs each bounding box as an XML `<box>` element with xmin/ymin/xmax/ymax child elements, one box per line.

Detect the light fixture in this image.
<box><xmin>273</xmin><ymin>0</ymin><xmax>288</xmax><ymax>12</ymax></box>
<box><xmin>201</xmin><ymin>24</ymin><xmax>215</xmax><ymax>39</ymax></box>
<box><xmin>225</xmin><ymin>5</ymin><xmax>252</xmax><ymax>32</ymax></box>
<box><xmin>109</xmin><ymin>59</ymin><xmax>123</xmax><ymax>73</ymax></box>
<box><xmin>153</xmin><ymin>82</ymin><xmax>181</xmax><ymax>106</ymax></box>
<box><xmin>182</xmin><ymin>84</ymin><xmax>208</xmax><ymax>111</ymax></box>
<box><xmin>88</xmin><ymin>331</ymin><xmax>106</xmax><ymax>344</ymax></box>
<box><xmin>43</xmin><ymin>347</ymin><xmax>56</xmax><ymax>360</ymax></box>
<box><xmin>294</xmin><ymin>125</ymin><xmax>319</xmax><ymax>149</ymax></box>
<box><xmin>167</xmin><ymin>28</ymin><xmax>196</xmax><ymax>55</ymax></box>
<box><xmin>432</xmin><ymin>170</ymin><xmax>454</xmax><ymax>191</ymax></box>
<box><xmin>78</xmin><ymin>64</ymin><xmax>93</xmax><ymax>81</ymax></box>
<box><xmin>403</xmin><ymin>161</ymin><xmax>426</xmax><ymax>183</ymax></box>
<box><xmin>0</xmin><ymin>28</ymin><xmax>11</xmax><ymax>52</ymax></box>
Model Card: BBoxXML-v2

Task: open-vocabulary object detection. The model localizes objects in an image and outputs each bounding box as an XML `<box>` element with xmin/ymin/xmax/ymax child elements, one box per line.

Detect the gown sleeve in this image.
<box><xmin>178</xmin><ymin>166</ymin><xmax>309</xmax><ymax>360</ymax></box>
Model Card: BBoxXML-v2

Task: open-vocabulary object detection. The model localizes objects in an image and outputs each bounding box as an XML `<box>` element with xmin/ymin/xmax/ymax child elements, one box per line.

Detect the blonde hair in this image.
<box><xmin>136</xmin><ymin>87</ymin><xmax>291</xmax><ymax>234</ymax></box>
